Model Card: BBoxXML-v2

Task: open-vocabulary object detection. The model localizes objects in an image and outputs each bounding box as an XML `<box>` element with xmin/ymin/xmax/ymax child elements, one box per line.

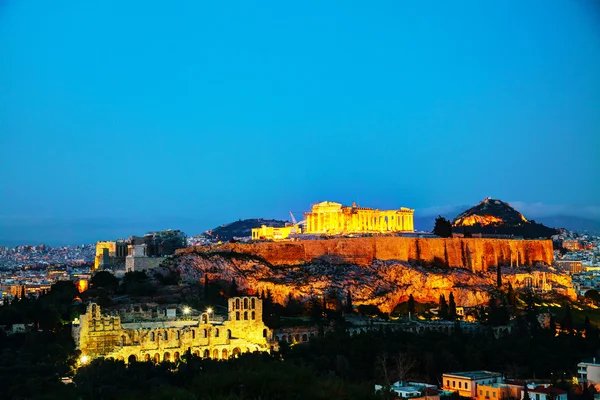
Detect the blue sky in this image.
<box><xmin>1</xmin><ymin>1</ymin><xmax>599</xmax><ymax>244</ymax></box>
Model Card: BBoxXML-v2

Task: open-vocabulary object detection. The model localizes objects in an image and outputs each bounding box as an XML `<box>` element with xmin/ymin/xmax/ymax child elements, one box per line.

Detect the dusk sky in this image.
<box><xmin>1</xmin><ymin>1</ymin><xmax>599</xmax><ymax>245</ymax></box>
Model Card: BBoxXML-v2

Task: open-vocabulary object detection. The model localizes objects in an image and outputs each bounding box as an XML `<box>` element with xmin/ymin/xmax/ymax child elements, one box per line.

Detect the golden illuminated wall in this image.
<box><xmin>94</xmin><ymin>241</ymin><xmax>117</xmax><ymax>270</ymax></box>
<box><xmin>304</xmin><ymin>201</ymin><xmax>414</xmax><ymax>234</ymax></box>
<box><xmin>251</xmin><ymin>225</ymin><xmax>299</xmax><ymax>241</ymax></box>
<box><xmin>73</xmin><ymin>297</ymin><xmax>272</xmax><ymax>364</ymax></box>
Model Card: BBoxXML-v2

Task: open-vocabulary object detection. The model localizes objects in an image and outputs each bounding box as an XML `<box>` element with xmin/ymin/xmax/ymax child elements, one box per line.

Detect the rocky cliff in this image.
<box><xmin>180</xmin><ymin>237</ymin><xmax>554</xmax><ymax>272</ymax></box>
<box><xmin>168</xmin><ymin>250</ymin><xmax>575</xmax><ymax>313</ymax></box>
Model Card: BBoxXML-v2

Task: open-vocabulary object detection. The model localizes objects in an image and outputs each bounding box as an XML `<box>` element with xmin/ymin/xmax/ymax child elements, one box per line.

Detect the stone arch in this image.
<box><xmin>153</xmin><ymin>353</ymin><xmax>160</xmax><ymax>363</ymax></box>
<box><xmin>204</xmin><ymin>349</ymin><xmax>210</xmax><ymax>358</ymax></box>
<box><xmin>243</xmin><ymin>298</ymin><xmax>248</xmax><ymax>309</ymax></box>
<box><xmin>251</xmin><ymin>311</ymin><xmax>255</xmax><ymax>320</ymax></box>
<box><xmin>212</xmin><ymin>349</ymin><xmax>219</xmax><ymax>359</ymax></box>
<box><xmin>251</xmin><ymin>298</ymin><xmax>255</xmax><ymax>309</ymax></box>
<box><xmin>236</xmin><ymin>311</ymin><xmax>240</xmax><ymax>320</ymax></box>
<box><xmin>174</xmin><ymin>351</ymin><xmax>180</xmax><ymax>361</ymax></box>
<box><xmin>164</xmin><ymin>352</ymin><xmax>170</xmax><ymax>362</ymax></box>
<box><xmin>128</xmin><ymin>354</ymin><xmax>137</xmax><ymax>363</ymax></box>
<box><xmin>144</xmin><ymin>354</ymin><xmax>150</xmax><ymax>362</ymax></box>
<box><xmin>236</xmin><ymin>299</ymin><xmax>240</xmax><ymax>309</ymax></box>
<box><xmin>222</xmin><ymin>349</ymin><xmax>228</xmax><ymax>359</ymax></box>
<box><xmin>193</xmin><ymin>350</ymin><xmax>200</xmax><ymax>357</ymax></box>
<box><xmin>244</xmin><ymin>311</ymin><xmax>248</xmax><ymax>320</ymax></box>
<box><xmin>232</xmin><ymin>347</ymin><xmax>241</xmax><ymax>357</ymax></box>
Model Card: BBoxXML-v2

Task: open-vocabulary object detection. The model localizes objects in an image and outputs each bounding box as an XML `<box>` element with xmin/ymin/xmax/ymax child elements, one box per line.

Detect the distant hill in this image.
<box><xmin>534</xmin><ymin>215</ymin><xmax>600</xmax><ymax>235</ymax></box>
<box><xmin>205</xmin><ymin>219</ymin><xmax>288</xmax><ymax>241</ymax></box>
<box><xmin>452</xmin><ymin>197</ymin><xmax>557</xmax><ymax>239</ymax></box>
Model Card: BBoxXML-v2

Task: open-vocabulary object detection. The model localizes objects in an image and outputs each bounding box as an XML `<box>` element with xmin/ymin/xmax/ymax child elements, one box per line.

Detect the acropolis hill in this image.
<box><xmin>182</xmin><ymin>236</ymin><xmax>554</xmax><ymax>272</ymax></box>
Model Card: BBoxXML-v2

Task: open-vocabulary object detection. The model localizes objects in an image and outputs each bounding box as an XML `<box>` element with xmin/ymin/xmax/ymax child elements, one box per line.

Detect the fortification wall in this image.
<box><xmin>183</xmin><ymin>237</ymin><xmax>553</xmax><ymax>271</ymax></box>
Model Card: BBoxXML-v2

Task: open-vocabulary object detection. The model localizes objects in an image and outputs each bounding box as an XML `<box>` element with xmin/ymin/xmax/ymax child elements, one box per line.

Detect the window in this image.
<box><xmin>447</xmin><ymin>381</ymin><xmax>450</xmax><ymax>388</ymax></box>
<box><xmin>493</xmin><ymin>392</ymin><xmax>496</xmax><ymax>398</ymax></box>
<box><xmin>465</xmin><ymin>383</ymin><xmax>469</xmax><ymax>390</ymax></box>
<box><xmin>244</xmin><ymin>311</ymin><xmax>248</xmax><ymax>320</ymax></box>
<box><xmin>453</xmin><ymin>381</ymin><xmax>456</xmax><ymax>388</ymax></box>
<box><xmin>244</xmin><ymin>298</ymin><xmax>248</xmax><ymax>309</ymax></box>
<box><xmin>227</xmin><ymin>329</ymin><xmax>232</xmax><ymax>339</ymax></box>
<box><xmin>203</xmin><ymin>329</ymin><xmax>207</xmax><ymax>338</ymax></box>
<box><xmin>251</xmin><ymin>298</ymin><xmax>255</xmax><ymax>308</ymax></box>
<box><xmin>150</xmin><ymin>332</ymin><xmax>155</xmax><ymax>341</ymax></box>
<box><xmin>535</xmin><ymin>395</ymin><xmax>540</xmax><ymax>400</ymax></box>
<box><xmin>192</xmin><ymin>330</ymin><xmax>195</xmax><ymax>339</ymax></box>
<box><xmin>251</xmin><ymin>311</ymin><xmax>255</xmax><ymax>320</ymax></box>
<box><xmin>236</xmin><ymin>299</ymin><xmax>240</xmax><ymax>309</ymax></box>
<box><xmin>164</xmin><ymin>331</ymin><xmax>168</xmax><ymax>340</ymax></box>
<box><xmin>459</xmin><ymin>382</ymin><xmax>462</xmax><ymax>389</ymax></box>
<box><xmin>215</xmin><ymin>328</ymin><xmax>219</xmax><ymax>337</ymax></box>
<box><xmin>486</xmin><ymin>391</ymin><xmax>489</xmax><ymax>398</ymax></box>
<box><xmin>236</xmin><ymin>311</ymin><xmax>240</xmax><ymax>320</ymax></box>
<box><xmin>480</xmin><ymin>391</ymin><xmax>483</xmax><ymax>396</ymax></box>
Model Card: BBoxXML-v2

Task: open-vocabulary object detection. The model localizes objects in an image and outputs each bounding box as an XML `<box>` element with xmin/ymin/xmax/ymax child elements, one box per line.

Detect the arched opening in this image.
<box><xmin>150</xmin><ymin>332</ymin><xmax>155</xmax><ymax>341</ymax></box>
<box><xmin>243</xmin><ymin>298</ymin><xmax>248</xmax><ymax>309</ymax></box>
<box><xmin>164</xmin><ymin>331</ymin><xmax>168</xmax><ymax>340</ymax></box>
<box><xmin>232</xmin><ymin>347</ymin><xmax>241</xmax><ymax>357</ymax></box>
<box><xmin>153</xmin><ymin>353</ymin><xmax>160</xmax><ymax>363</ymax></box>
<box><xmin>203</xmin><ymin>329</ymin><xmax>208</xmax><ymax>338</ymax></box>
<box><xmin>144</xmin><ymin>354</ymin><xmax>150</xmax><ymax>362</ymax></box>
<box><xmin>174</xmin><ymin>352</ymin><xmax>180</xmax><ymax>361</ymax></box>
<box><xmin>215</xmin><ymin>328</ymin><xmax>219</xmax><ymax>337</ymax></box>
<box><xmin>251</xmin><ymin>298</ymin><xmax>255</xmax><ymax>309</ymax></box>
<box><xmin>235</xmin><ymin>299</ymin><xmax>240</xmax><ymax>309</ymax></box>
<box><xmin>164</xmin><ymin>352</ymin><xmax>171</xmax><ymax>362</ymax></box>
<box><xmin>302</xmin><ymin>334</ymin><xmax>308</xmax><ymax>342</ymax></box>
<box><xmin>193</xmin><ymin>350</ymin><xmax>200</xmax><ymax>357</ymax></box>
<box><xmin>263</xmin><ymin>329</ymin><xmax>267</xmax><ymax>338</ymax></box>
<box><xmin>227</xmin><ymin>329</ymin><xmax>232</xmax><ymax>339</ymax></box>
<box><xmin>294</xmin><ymin>334</ymin><xmax>300</xmax><ymax>342</ymax></box>
<box><xmin>236</xmin><ymin>311</ymin><xmax>240</xmax><ymax>320</ymax></box>
<box><xmin>244</xmin><ymin>311</ymin><xmax>248</xmax><ymax>320</ymax></box>
<box><xmin>204</xmin><ymin>349</ymin><xmax>210</xmax><ymax>358</ymax></box>
<box><xmin>128</xmin><ymin>354</ymin><xmax>137</xmax><ymax>363</ymax></box>
<box><xmin>212</xmin><ymin>349</ymin><xmax>219</xmax><ymax>359</ymax></box>
<box><xmin>251</xmin><ymin>311</ymin><xmax>255</xmax><ymax>320</ymax></box>
<box><xmin>202</xmin><ymin>314</ymin><xmax>207</xmax><ymax>323</ymax></box>
<box><xmin>245</xmin><ymin>347</ymin><xmax>250</xmax><ymax>353</ymax></box>
<box><xmin>118</xmin><ymin>356</ymin><xmax>124</xmax><ymax>361</ymax></box>
<box><xmin>222</xmin><ymin>349</ymin><xmax>228</xmax><ymax>359</ymax></box>
<box><xmin>192</xmin><ymin>330</ymin><xmax>196</xmax><ymax>339</ymax></box>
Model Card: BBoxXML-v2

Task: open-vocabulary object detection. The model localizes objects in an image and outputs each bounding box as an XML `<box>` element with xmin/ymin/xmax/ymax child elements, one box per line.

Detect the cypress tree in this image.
<box><xmin>507</xmin><ymin>282</ymin><xmax>516</xmax><ymax>308</ymax></box>
<box><xmin>497</xmin><ymin>264</ymin><xmax>502</xmax><ymax>288</ymax></box>
<box><xmin>408</xmin><ymin>294</ymin><xmax>416</xmax><ymax>315</ymax></box>
<box><xmin>439</xmin><ymin>294</ymin><xmax>448</xmax><ymax>320</ymax></box>
<box><xmin>345</xmin><ymin>290</ymin><xmax>353</xmax><ymax>314</ymax></box>
<box><xmin>561</xmin><ymin>304</ymin><xmax>574</xmax><ymax>333</ymax></box>
<box><xmin>448</xmin><ymin>293</ymin><xmax>457</xmax><ymax>320</ymax></box>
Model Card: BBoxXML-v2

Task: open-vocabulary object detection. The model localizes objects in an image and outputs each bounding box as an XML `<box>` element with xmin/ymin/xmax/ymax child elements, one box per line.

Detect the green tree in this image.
<box><xmin>433</xmin><ymin>216</ymin><xmax>453</xmax><ymax>238</ymax></box>
<box><xmin>90</xmin><ymin>270</ymin><xmax>119</xmax><ymax>294</ymax></box>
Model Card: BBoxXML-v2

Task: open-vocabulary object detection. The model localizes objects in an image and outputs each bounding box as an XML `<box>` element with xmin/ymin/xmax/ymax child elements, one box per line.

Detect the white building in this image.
<box><xmin>578</xmin><ymin>359</ymin><xmax>600</xmax><ymax>386</ymax></box>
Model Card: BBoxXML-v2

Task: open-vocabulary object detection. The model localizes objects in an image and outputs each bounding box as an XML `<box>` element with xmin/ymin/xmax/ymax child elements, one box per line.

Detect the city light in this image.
<box><xmin>80</xmin><ymin>355</ymin><xmax>89</xmax><ymax>365</ymax></box>
<box><xmin>183</xmin><ymin>307</ymin><xmax>191</xmax><ymax>315</ymax></box>
<box><xmin>206</xmin><ymin>307</ymin><xmax>213</xmax><ymax>314</ymax></box>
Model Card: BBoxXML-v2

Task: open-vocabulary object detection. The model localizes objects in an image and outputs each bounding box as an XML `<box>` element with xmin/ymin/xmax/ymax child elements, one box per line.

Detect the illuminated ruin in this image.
<box><xmin>72</xmin><ymin>296</ymin><xmax>272</xmax><ymax>364</ymax></box>
<box><xmin>304</xmin><ymin>201</ymin><xmax>414</xmax><ymax>234</ymax></box>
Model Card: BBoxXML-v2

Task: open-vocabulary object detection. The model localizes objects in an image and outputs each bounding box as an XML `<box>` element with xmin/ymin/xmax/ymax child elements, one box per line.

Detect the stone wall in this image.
<box><xmin>182</xmin><ymin>237</ymin><xmax>553</xmax><ymax>272</ymax></box>
<box><xmin>125</xmin><ymin>256</ymin><xmax>166</xmax><ymax>273</ymax></box>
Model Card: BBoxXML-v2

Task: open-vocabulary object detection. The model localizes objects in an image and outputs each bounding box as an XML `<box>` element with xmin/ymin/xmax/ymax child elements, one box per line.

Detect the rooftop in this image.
<box><xmin>443</xmin><ymin>371</ymin><xmax>503</xmax><ymax>380</ymax></box>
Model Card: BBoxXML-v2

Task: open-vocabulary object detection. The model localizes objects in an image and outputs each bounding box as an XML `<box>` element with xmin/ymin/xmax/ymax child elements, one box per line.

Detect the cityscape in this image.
<box><xmin>1</xmin><ymin>1</ymin><xmax>599</xmax><ymax>399</ymax></box>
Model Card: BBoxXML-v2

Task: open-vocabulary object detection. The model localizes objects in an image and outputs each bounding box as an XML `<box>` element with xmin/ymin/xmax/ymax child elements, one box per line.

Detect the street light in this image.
<box><xmin>206</xmin><ymin>307</ymin><xmax>213</xmax><ymax>322</ymax></box>
<box><xmin>80</xmin><ymin>355</ymin><xmax>89</xmax><ymax>365</ymax></box>
<box><xmin>183</xmin><ymin>306</ymin><xmax>191</xmax><ymax>320</ymax></box>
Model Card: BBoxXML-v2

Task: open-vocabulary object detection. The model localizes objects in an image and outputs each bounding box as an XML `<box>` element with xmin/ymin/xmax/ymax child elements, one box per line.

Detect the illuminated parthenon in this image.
<box><xmin>303</xmin><ymin>201</ymin><xmax>414</xmax><ymax>234</ymax></box>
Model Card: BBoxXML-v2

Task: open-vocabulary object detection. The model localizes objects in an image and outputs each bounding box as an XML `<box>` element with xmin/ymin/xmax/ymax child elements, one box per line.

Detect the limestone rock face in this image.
<box><xmin>170</xmin><ymin>250</ymin><xmax>575</xmax><ymax>313</ymax></box>
<box><xmin>180</xmin><ymin>237</ymin><xmax>554</xmax><ymax>272</ymax></box>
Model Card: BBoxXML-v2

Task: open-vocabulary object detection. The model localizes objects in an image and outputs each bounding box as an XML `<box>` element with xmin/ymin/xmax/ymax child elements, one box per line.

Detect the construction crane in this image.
<box><xmin>289</xmin><ymin>211</ymin><xmax>298</xmax><ymax>225</ymax></box>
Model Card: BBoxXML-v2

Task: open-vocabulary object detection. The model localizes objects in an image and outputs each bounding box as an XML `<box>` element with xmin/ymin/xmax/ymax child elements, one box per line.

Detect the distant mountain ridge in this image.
<box><xmin>204</xmin><ymin>218</ymin><xmax>288</xmax><ymax>241</ymax></box>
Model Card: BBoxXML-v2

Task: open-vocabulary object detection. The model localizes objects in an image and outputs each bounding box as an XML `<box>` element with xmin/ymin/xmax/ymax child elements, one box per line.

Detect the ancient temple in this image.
<box><xmin>303</xmin><ymin>201</ymin><xmax>414</xmax><ymax>234</ymax></box>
